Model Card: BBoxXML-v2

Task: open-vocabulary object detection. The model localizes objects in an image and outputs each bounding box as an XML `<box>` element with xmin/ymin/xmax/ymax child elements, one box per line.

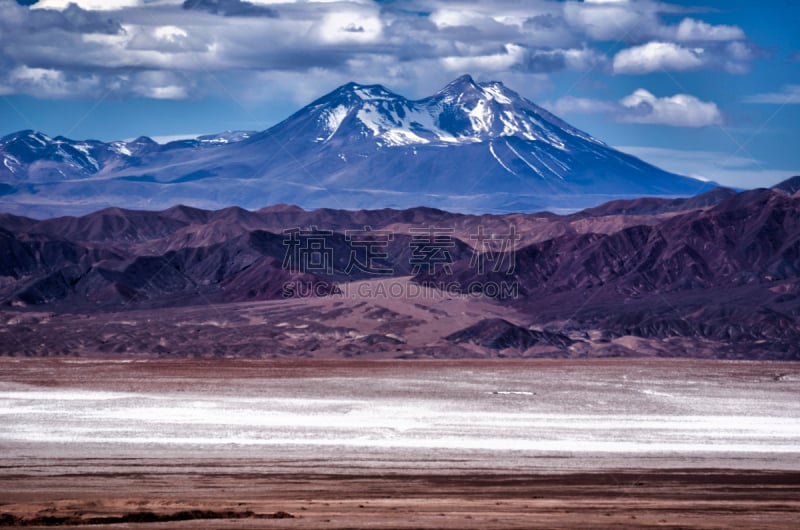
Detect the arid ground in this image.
<box><xmin>1</xmin><ymin>359</ymin><xmax>799</xmax><ymax>529</ymax></box>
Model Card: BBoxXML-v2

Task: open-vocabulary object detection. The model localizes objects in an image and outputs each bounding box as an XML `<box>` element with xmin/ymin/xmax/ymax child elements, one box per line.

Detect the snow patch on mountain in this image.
<box><xmin>72</xmin><ymin>143</ymin><xmax>91</xmax><ymax>157</ymax></box>
<box><xmin>354</xmin><ymin>86</ymin><xmax>395</xmax><ymax>101</ymax></box>
<box><xmin>489</xmin><ymin>142</ymin><xmax>515</xmax><ymax>175</ymax></box>
<box><xmin>467</xmin><ymin>99</ymin><xmax>494</xmax><ymax>136</ymax></box>
<box><xmin>110</xmin><ymin>142</ymin><xmax>132</xmax><ymax>156</ymax></box>
<box><xmin>195</xmin><ymin>131</ymin><xmax>254</xmax><ymax>145</ymax></box>
<box><xmin>27</xmin><ymin>132</ymin><xmax>50</xmax><ymax>147</ymax></box>
<box><xmin>505</xmin><ymin>140</ymin><xmax>546</xmax><ymax>179</ymax></box>
<box><xmin>356</xmin><ymin>101</ymin><xmax>469</xmax><ymax>147</ymax></box>
<box><xmin>482</xmin><ymin>83</ymin><xmax>513</xmax><ymax>104</ymax></box>
<box><xmin>403</xmin><ymin>106</ymin><xmax>459</xmax><ymax>143</ymax></box>
<box><xmin>3</xmin><ymin>155</ymin><xmax>20</xmax><ymax>174</ymax></box>
<box><xmin>356</xmin><ymin>106</ymin><xmax>390</xmax><ymax>138</ymax></box>
<box><xmin>333</xmin><ymin>76</ymin><xmax>587</xmax><ymax>149</ymax></box>
<box><xmin>318</xmin><ymin>104</ymin><xmax>350</xmax><ymax>142</ymax></box>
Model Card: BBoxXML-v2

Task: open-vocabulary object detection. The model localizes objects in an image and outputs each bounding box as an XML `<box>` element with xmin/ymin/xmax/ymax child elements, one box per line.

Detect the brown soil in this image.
<box><xmin>2</xmin><ymin>467</ymin><xmax>799</xmax><ymax>529</ymax></box>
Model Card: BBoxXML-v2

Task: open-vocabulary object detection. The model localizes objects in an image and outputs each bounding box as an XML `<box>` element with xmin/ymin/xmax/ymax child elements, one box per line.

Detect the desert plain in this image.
<box><xmin>1</xmin><ymin>357</ymin><xmax>799</xmax><ymax>529</ymax></box>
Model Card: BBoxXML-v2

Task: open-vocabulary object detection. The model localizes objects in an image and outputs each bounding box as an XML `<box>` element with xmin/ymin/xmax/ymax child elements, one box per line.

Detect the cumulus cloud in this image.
<box><xmin>613</xmin><ymin>41</ymin><xmax>705</xmax><ymax>74</ymax></box>
<box><xmin>442</xmin><ymin>43</ymin><xmax>526</xmax><ymax>73</ymax></box>
<box><xmin>563</xmin><ymin>0</ymin><xmax>647</xmax><ymax>41</ymax></box>
<box><xmin>545</xmin><ymin>89</ymin><xmax>723</xmax><ymax>128</ymax></box>
<box><xmin>618</xmin><ymin>89</ymin><xmax>722</xmax><ymax>127</ymax></box>
<box><xmin>675</xmin><ymin>18</ymin><xmax>745</xmax><ymax>42</ymax></box>
<box><xmin>743</xmin><ymin>85</ymin><xmax>800</xmax><ymax>104</ymax></box>
<box><xmin>5</xmin><ymin>66</ymin><xmax>102</xmax><ymax>98</ymax></box>
<box><xmin>614</xmin><ymin>38</ymin><xmax>762</xmax><ymax>75</ymax></box>
<box><xmin>563</xmin><ymin>0</ymin><xmax>749</xmax><ymax>45</ymax></box>
<box><xmin>312</xmin><ymin>8</ymin><xmax>383</xmax><ymax>44</ymax></box>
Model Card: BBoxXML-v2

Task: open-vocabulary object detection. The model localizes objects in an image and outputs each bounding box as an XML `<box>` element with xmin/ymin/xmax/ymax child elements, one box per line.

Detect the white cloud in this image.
<box><xmin>430</xmin><ymin>9</ymin><xmax>485</xmax><ymax>29</ymax></box>
<box><xmin>142</xmin><ymin>85</ymin><xmax>188</xmax><ymax>99</ymax></box>
<box><xmin>153</xmin><ymin>25</ymin><xmax>189</xmax><ymax>42</ymax></box>
<box><xmin>546</xmin><ymin>89</ymin><xmax>723</xmax><ymax>128</ymax></box>
<box><xmin>442</xmin><ymin>43</ymin><xmax>526</xmax><ymax>73</ymax></box>
<box><xmin>613</xmin><ymin>41</ymin><xmax>705</xmax><ymax>74</ymax></box>
<box><xmin>619</xmin><ymin>89</ymin><xmax>722</xmax><ymax>127</ymax></box>
<box><xmin>543</xmin><ymin>96</ymin><xmax>616</xmax><ymax>116</ymax></box>
<box><xmin>312</xmin><ymin>8</ymin><xmax>383</xmax><ymax>44</ymax></box>
<box><xmin>561</xmin><ymin>47</ymin><xmax>608</xmax><ymax>71</ymax></box>
<box><xmin>563</xmin><ymin>0</ymin><xmax>644</xmax><ymax>41</ymax></box>
<box><xmin>131</xmin><ymin>70</ymin><xmax>191</xmax><ymax>100</ymax></box>
<box><xmin>726</xmin><ymin>41</ymin><xmax>754</xmax><ymax>61</ymax></box>
<box><xmin>743</xmin><ymin>85</ymin><xmax>800</xmax><ymax>104</ymax></box>
<box><xmin>7</xmin><ymin>66</ymin><xmax>101</xmax><ymax>98</ymax></box>
<box><xmin>32</xmin><ymin>0</ymin><xmax>143</xmax><ymax>10</ymax></box>
<box><xmin>563</xmin><ymin>1</ymin><xmax>749</xmax><ymax>46</ymax></box>
<box><xmin>675</xmin><ymin>18</ymin><xmax>745</xmax><ymax>42</ymax></box>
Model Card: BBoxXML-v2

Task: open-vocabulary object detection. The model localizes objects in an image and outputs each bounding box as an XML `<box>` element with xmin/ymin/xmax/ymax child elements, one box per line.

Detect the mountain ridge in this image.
<box><xmin>0</xmin><ymin>75</ymin><xmax>715</xmax><ymax>218</ymax></box>
<box><xmin>1</xmin><ymin>177</ymin><xmax>799</xmax><ymax>359</ymax></box>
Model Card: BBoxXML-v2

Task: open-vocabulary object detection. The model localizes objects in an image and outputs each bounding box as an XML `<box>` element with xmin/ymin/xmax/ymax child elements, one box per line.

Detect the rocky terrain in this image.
<box><xmin>1</xmin><ymin>177</ymin><xmax>799</xmax><ymax>359</ymax></box>
<box><xmin>418</xmin><ymin>177</ymin><xmax>800</xmax><ymax>358</ymax></box>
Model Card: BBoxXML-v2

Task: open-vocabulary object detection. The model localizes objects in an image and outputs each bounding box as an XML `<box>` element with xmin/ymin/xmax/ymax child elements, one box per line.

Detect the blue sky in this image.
<box><xmin>1</xmin><ymin>0</ymin><xmax>798</xmax><ymax>188</ymax></box>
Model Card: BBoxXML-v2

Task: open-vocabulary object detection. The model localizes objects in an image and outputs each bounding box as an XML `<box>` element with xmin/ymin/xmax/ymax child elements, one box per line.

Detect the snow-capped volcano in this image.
<box><xmin>283</xmin><ymin>74</ymin><xmax>599</xmax><ymax>150</ymax></box>
<box><xmin>0</xmin><ymin>76</ymin><xmax>715</xmax><ymax>217</ymax></box>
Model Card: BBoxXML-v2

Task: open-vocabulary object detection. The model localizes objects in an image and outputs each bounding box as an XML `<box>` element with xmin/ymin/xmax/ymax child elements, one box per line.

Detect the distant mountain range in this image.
<box><xmin>2</xmin><ymin>177</ymin><xmax>799</xmax><ymax>359</ymax></box>
<box><xmin>0</xmin><ymin>75</ymin><xmax>714</xmax><ymax>218</ymax></box>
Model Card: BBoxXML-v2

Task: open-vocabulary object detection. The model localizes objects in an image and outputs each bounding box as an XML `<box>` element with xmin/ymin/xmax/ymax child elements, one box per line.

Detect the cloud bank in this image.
<box><xmin>1</xmin><ymin>0</ymin><xmax>755</xmax><ymax>107</ymax></box>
